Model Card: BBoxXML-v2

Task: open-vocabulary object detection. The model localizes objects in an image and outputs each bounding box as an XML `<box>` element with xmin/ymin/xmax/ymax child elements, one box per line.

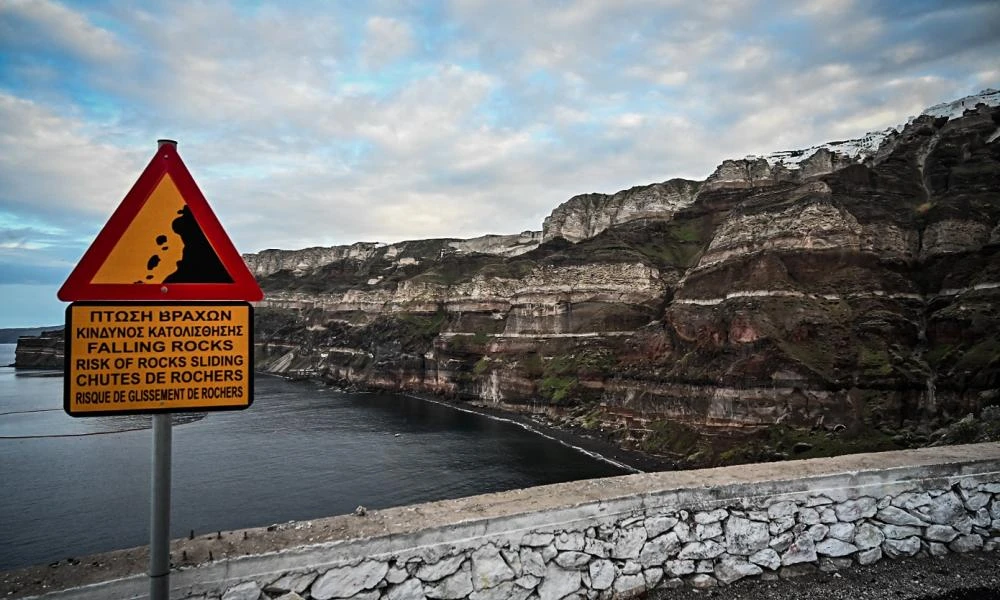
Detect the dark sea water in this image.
<box><xmin>0</xmin><ymin>343</ymin><xmax>625</xmax><ymax>571</ymax></box>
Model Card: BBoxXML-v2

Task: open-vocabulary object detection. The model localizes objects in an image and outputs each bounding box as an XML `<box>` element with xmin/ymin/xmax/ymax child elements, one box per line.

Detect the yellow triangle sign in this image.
<box><xmin>58</xmin><ymin>142</ymin><xmax>262</xmax><ymax>301</ymax></box>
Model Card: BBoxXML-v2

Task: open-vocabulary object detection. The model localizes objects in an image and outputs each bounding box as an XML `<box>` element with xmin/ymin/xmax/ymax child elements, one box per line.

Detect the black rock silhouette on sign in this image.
<box><xmin>163</xmin><ymin>206</ymin><xmax>233</xmax><ymax>283</ymax></box>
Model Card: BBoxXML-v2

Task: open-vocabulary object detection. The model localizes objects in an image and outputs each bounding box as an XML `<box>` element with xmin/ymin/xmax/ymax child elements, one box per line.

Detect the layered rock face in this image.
<box><xmin>542</xmin><ymin>179</ymin><xmax>700</xmax><ymax>242</ymax></box>
<box><xmin>702</xmin><ymin>149</ymin><xmax>859</xmax><ymax>192</ymax></box>
<box><xmin>246</xmin><ymin>243</ymin><xmax>384</xmax><ymax>278</ymax></box>
<box><xmin>252</xmin><ymin>97</ymin><xmax>1000</xmax><ymax>460</ymax></box>
<box><xmin>245</xmin><ymin>233</ymin><xmax>542</xmax><ymax>279</ymax></box>
<box><xmin>13</xmin><ymin>330</ymin><xmax>64</xmax><ymax>369</ymax></box>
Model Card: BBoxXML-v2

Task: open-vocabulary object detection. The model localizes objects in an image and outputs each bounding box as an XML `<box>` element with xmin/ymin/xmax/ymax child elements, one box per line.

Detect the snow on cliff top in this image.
<box><xmin>748</xmin><ymin>89</ymin><xmax>1000</xmax><ymax>169</ymax></box>
<box><xmin>750</xmin><ymin>128</ymin><xmax>896</xmax><ymax>170</ymax></box>
<box><xmin>922</xmin><ymin>88</ymin><xmax>1000</xmax><ymax>120</ymax></box>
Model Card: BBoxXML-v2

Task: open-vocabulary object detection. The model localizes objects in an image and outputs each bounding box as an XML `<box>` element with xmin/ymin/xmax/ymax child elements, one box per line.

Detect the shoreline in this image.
<box><xmin>264</xmin><ymin>371</ymin><xmax>678</xmax><ymax>474</ymax></box>
<box><xmin>403</xmin><ymin>392</ymin><xmax>678</xmax><ymax>474</ymax></box>
<box><xmin>403</xmin><ymin>393</ymin><xmax>647</xmax><ymax>474</ymax></box>
<box><xmin>7</xmin><ymin>367</ymin><xmax>671</xmax><ymax>473</ymax></box>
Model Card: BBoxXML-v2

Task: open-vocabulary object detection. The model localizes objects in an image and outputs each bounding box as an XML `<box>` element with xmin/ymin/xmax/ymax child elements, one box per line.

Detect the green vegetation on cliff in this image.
<box><xmin>253</xmin><ymin>103</ymin><xmax>1000</xmax><ymax>470</ymax></box>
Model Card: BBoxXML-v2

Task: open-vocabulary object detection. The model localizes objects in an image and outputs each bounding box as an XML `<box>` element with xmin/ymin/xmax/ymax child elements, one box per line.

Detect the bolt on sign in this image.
<box><xmin>59</xmin><ymin>141</ymin><xmax>263</xmax><ymax>416</ymax></box>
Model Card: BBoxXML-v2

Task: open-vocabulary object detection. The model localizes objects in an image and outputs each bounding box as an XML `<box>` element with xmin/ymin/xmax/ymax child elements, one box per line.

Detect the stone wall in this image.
<box><xmin>11</xmin><ymin>444</ymin><xmax>1000</xmax><ymax>600</ymax></box>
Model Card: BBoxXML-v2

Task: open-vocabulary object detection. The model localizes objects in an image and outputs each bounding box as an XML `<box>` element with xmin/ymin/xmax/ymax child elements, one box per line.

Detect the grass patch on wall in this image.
<box><xmin>717</xmin><ymin>424</ymin><xmax>902</xmax><ymax>466</ymax></box>
<box><xmin>394</xmin><ymin>309</ymin><xmax>449</xmax><ymax>349</ymax></box>
<box><xmin>639</xmin><ymin>420</ymin><xmax>703</xmax><ymax>455</ymax></box>
<box><xmin>858</xmin><ymin>346</ymin><xmax>894</xmax><ymax>377</ymax></box>
<box><xmin>539</xmin><ymin>375</ymin><xmax>578</xmax><ymax>404</ymax></box>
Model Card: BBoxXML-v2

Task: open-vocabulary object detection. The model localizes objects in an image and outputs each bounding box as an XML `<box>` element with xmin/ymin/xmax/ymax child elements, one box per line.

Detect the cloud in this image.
<box><xmin>362</xmin><ymin>16</ymin><xmax>415</xmax><ymax>68</ymax></box>
<box><xmin>723</xmin><ymin>43</ymin><xmax>772</xmax><ymax>72</ymax></box>
<box><xmin>0</xmin><ymin>1</ymin><xmax>998</xmax><ymax>330</ymax></box>
<box><xmin>0</xmin><ymin>93</ymin><xmax>146</xmax><ymax>222</ymax></box>
<box><xmin>117</xmin><ymin>3</ymin><xmax>346</xmax><ymax>128</ymax></box>
<box><xmin>0</xmin><ymin>0</ymin><xmax>125</xmax><ymax>63</ymax></box>
<box><xmin>793</xmin><ymin>0</ymin><xmax>856</xmax><ymax>17</ymax></box>
<box><xmin>823</xmin><ymin>16</ymin><xmax>884</xmax><ymax>49</ymax></box>
<box><xmin>0</xmin><ymin>0</ymin><xmax>997</xmax><ymax>271</ymax></box>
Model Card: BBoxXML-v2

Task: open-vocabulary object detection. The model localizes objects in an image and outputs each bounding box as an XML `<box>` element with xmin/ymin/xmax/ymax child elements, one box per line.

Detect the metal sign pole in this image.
<box><xmin>149</xmin><ymin>138</ymin><xmax>175</xmax><ymax>600</ymax></box>
<box><xmin>149</xmin><ymin>413</ymin><xmax>172</xmax><ymax>600</ymax></box>
<box><xmin>57</xmin><ymin>137</ymin><xmax>260</xmax><ymax>599</ymax></box>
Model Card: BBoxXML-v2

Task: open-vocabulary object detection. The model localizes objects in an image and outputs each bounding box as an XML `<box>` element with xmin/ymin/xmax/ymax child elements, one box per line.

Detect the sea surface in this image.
<box><xmin>0</xmin><ymin>343</ymin><xmax>625</xmax><ymax>571</ymax></box>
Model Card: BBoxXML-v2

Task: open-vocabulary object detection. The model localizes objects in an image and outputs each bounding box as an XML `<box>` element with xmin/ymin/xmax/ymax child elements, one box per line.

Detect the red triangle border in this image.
<box><xmin>58</xmin><ymin>144</ymin><xmax>264</xmax><ymax>302</ymax></box>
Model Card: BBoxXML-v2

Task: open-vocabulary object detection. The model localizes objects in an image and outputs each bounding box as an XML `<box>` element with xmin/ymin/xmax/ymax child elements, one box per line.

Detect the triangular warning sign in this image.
<box><xmin>58</xmin><ymin>141</ymin><xmax>264</xmax><ymax>301</ymax></box>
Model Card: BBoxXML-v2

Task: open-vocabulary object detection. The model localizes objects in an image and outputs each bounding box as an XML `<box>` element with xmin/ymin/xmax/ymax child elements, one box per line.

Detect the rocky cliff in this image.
<box><xmin>13</xmin><ymin>329</ymin><xmax>64</xmax><ymax>369</ymax></box>
<box><xmin>245</xmin><ymin>233</ymin><xmax>542</xmax><ymax>279</ymax></box>
<box><xmin>542</xmin><ymin>179</ymin><xmax>701</xmax><ymax>242</ymax></box>
<box><xmin>250</xmin><ymin>92</ymin><xmax>1000</xmax><ymax>465</ymax></box>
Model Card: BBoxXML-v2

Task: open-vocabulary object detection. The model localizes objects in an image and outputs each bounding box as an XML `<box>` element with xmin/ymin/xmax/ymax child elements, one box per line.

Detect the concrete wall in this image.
<box><xmin>12</xmin><ymin>443</ymin><xmax>1000</xmax><ymax>600</ymax></box>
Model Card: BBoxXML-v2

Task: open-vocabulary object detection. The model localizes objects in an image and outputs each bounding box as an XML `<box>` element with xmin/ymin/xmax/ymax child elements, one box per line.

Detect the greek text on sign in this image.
<box><xmin>65</xmin><ymin>302</ymin><xmax>253</xmax><ymax>416</ymax></box>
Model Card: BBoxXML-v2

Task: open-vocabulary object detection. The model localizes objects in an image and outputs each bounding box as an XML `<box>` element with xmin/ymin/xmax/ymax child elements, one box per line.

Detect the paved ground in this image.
<box><xmin>650</xmin><ymin>551</ymin><xmax>1000</xmax><ymax>600</ymax></box>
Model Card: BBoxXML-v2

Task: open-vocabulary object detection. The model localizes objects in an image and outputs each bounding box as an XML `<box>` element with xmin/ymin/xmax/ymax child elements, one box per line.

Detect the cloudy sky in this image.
<box><xmin>1</xmin><ymin>0</ymin><xmax>998</xmax><ymax>327</ymax></box>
